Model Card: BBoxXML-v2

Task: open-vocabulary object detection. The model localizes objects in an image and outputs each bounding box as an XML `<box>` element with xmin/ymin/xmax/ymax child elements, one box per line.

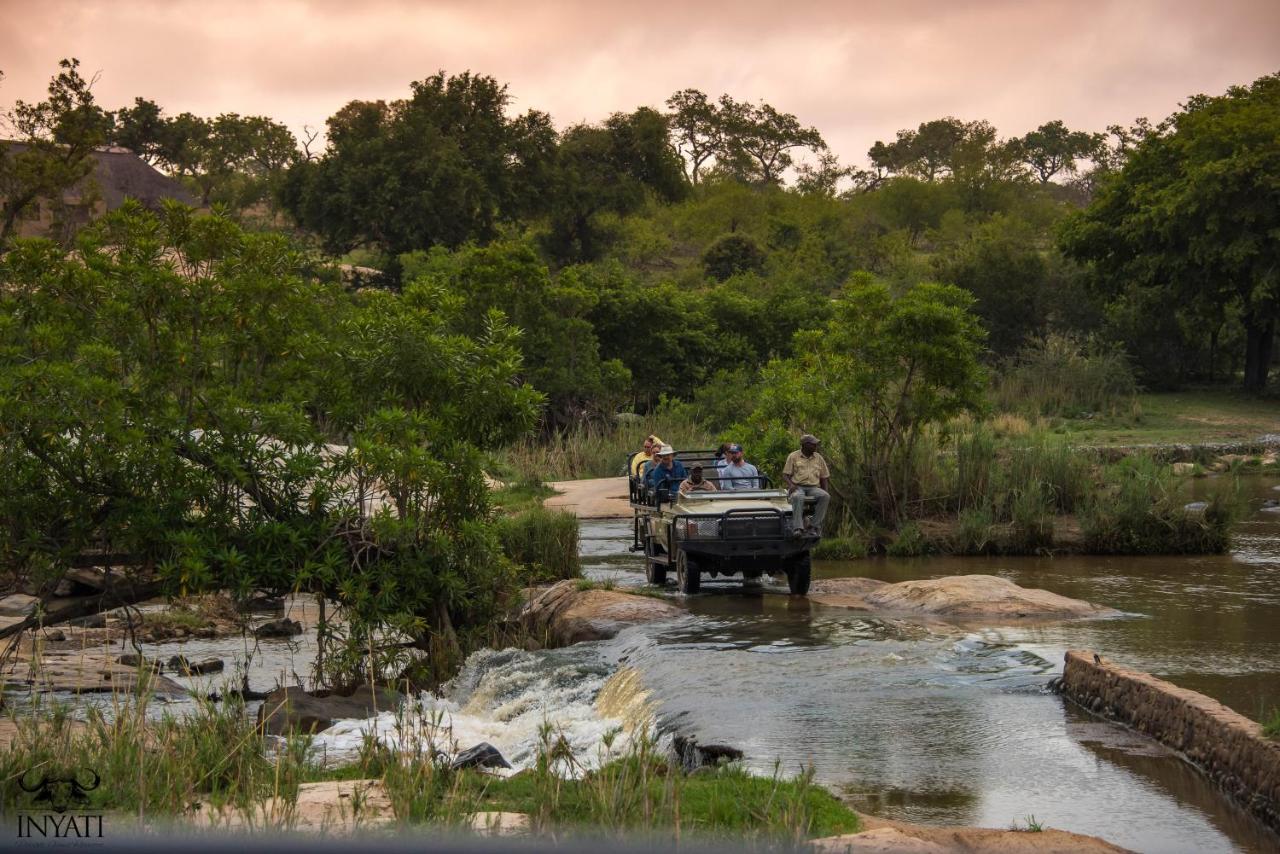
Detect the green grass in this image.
<box><xmin>1262</xmin><ymin>708</ymin><xmax>1280</xmax><ymax>739</ymax></box>
<box><xmin>1051</xmin><ymin>390</ymin><xmax>1280</xmax><ymax>446</ymax></box>
<box><xmin>812</xmin><ymin>537</ymin><xmax>868</xmax><ymax>560</ymax></box>
<box><xmin>4</xmin><ymin>685</ymin><xmax>857</xmax><ymax>843</ymax></box>
<box><xmin>470</xmin><ymin>754</ymin><xmax>860</xmax><ymax>844</ymax></box>
<box><xmin>491</xmin><ymin>476</ymin><xmax>557</xmax><ymax>513</ymax></box>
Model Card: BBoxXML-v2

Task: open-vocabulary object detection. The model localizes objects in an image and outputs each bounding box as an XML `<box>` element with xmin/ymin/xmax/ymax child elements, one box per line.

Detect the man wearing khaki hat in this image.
<box><xmin>782</xmin><ymin>434</ymin><xmax>830</xmax><ymax>535</ymax></box>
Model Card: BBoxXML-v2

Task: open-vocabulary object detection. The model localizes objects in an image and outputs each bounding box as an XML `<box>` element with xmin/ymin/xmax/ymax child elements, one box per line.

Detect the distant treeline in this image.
<box><xmin>2</xmin><ymin>60</ymin><xmax>1277</xmax><ymax>409</ymax></box>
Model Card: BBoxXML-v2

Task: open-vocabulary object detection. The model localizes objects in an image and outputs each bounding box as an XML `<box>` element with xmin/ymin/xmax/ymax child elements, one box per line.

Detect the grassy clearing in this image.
<box><xmin>1050</xmin><ymin>390</ymin><xmax>1280</xmax><ymax>446</ymax></box>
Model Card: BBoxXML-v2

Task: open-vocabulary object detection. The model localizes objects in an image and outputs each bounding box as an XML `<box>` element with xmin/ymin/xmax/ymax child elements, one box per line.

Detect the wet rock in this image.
<box><xmin>242</xmin><ymin>591</ymin><xmax>284</xmax><ymax>611</ymax></box>
<box><xmin>167</xmin><ymin>655</ymin><xmax>224</xmax><ymax>675</ymax></box>
<box><xmin>257</xmin><ymin>685</ymin><xmax>402</xmax><ymax>736</ymax></box>
<box><xmin>21</xmin><ymin>653</ymin><xmax>185</xmax><ymax>695</ymax></box>
<box><xmin>64</xmin><ymin>567</ymin><xmax>107</xmax><ymax>592</ymax></box>
<box><xmin>673</xmin><ymin>734</ymin><xmax>744</xmax><ymax>771</ymax></box>
<box><xmin>254</xmin><ymin>617</ymin><xmax>302</xmax><ymax>638</ymax></box>
<box><xmin>43</xmin><ymin>629</ymin><xmax>66</xmax><ymax>642</ymax></box>
<box><xmin>468</xmin><ymin>811</ymin><xmax>529</xmax><ymax>836</ymax></box>
<box><xmin>520</xmin><ymin>580</ymin><xmax>684</xmax><ymax>646</ymax></box>
<box><xmin>810</xmin><ymin>575</ymin><xmax>1119</xmax><ymax>621</ymax></box>
<box><xmin>0</xmin><ymin>593</ymin><xmax>38</xmax><ymax>617</ymax></box>
<box><xmin>451</xmin><ymin>742</ymin><xmax>512</xmax><ymax>770</ymax></box>
<box><xmin>68</xmin><ymin>613</ymin><xmax>106</xmax><ymax>628</ymax></box>
<box><xmin>118</xmin><ymin>654</ymin><xmax>163</xmax><ymax>671</ymax></box>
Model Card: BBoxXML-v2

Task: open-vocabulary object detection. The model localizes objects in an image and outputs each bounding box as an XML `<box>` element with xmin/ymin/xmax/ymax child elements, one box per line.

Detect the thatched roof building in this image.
<box><xmin>2</xmin><ymin>143</ymin><xmax>200</xmax><ymax>240</ymax></box>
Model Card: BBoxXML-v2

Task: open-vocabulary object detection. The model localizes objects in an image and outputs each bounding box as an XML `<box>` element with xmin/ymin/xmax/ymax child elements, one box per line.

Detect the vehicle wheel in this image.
<box><xmin>676</xmin><ymin>550</ymin><xmax>701</xmax><ymax>594</ymax></box>
<box><xmin>644</xmin><ymin>537</ymin><xmax>667</xmax><ymax>585</ymax></box>
<box><xmin>787</xmin><ymin>553</ymin><xmax>811</xmax><ymax>596</ymax></box>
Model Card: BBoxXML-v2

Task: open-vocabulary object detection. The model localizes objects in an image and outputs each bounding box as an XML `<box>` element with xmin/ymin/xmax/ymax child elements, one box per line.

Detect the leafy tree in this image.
<box><xmin>111</xmin><ymin>97</ymin><xmax>166</xmax><ymax>164</ymax></box>
<box><xmin>736</xmin><ymin>276</ymin><xmax>987</xmax><ymax>523</ymax></box>
<box><xmin>0</xmin><ymin>59</ymin><xmax>112</xmax><ymax>244</ymax></box>
<box><xmin>0</xmin><ymin>203</ymin><xmax>542</xmax><ymax>680</ymax></box>
<box><xmin>401</xmin><ymin>242</ymin><xmax>630</xmax><ymax>425</ymax></box>
<box><xmin>1061</xmin><ymin>73</ymin><xmax>1280</xmax><ymax>392</ymax></box>
<box><xmin>1015</xmin><ymin>120</ymin><xmax>1104</xmax><ymax>183</ymax></box>
<box><xmin>666</xmin><ymin>88</ymin><xmax>722</xmax><ymax>184</ymax></box>
<box><xmin>934</xmin><ymin>215</ymin><xmax>1049</xmax><ymax>357</ymax></box>
<box><xmin>541</xmin><ymin>108</ymin><xmax>687</xmax><ymax>264</ymax></box>
<box><xmin>715</xmin><ymin>97</ymin><xmax>825</xmax><ymax>184</ymax></box>
<box><xmin>281</xmin><ymin>72</ymin><xmax>554</xmax><ymax>255</ymax></box>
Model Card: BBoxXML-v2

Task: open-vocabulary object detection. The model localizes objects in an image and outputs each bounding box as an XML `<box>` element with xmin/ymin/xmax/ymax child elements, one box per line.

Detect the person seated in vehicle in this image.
<box><xmin>630</xmin><ymin>434</ymin><xmax>662</xmax><ymax>477</ymax></box>
<box><xmin>647</xmin><ymin>444</ymin><xmax>688</xmax><ymax>499</ymax></box>
<box><xmin>679</xmin><ymin>464</ymin><xmax>719</xmax><ymax>495</ymax></box>
<box><xmin>782</xmin><ymin>434</ymin><xmax>830</xmax><ymax>536</ymax></box>
<box><xmin>716</xmin><ymin>443</ymin><xmax>760</xmax><ymax>490</ymax></box>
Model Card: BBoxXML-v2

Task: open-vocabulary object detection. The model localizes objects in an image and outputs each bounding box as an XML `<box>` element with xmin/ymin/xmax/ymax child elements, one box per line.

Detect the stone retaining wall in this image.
<box><xmin>1059</xmin><ymin>650</ymin><xmax>1280</xmax><ymax>833</ymax></box>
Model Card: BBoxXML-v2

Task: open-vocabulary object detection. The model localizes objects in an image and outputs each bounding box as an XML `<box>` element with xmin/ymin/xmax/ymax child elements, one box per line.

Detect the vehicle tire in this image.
<box><xmin>644</xmin><ymin>536</ymin><xmax>667</xmax><ymax>585</ymax></box>
<box><xmin>786</xmin><ymin>553</ymin><xmax>811</xmax><ymax>596</ymax></box>
<box><xmin>676</xmin><ymin>550</ymin><xmax>701</xmax><ymax>595</ymax></box>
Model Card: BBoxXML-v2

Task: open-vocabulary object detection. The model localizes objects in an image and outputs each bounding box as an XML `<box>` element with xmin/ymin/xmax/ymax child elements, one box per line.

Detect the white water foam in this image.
<box><xmin>311</xmin><ymin>646</ymin><xmax>638</xmax><ymax>773</ymax></box>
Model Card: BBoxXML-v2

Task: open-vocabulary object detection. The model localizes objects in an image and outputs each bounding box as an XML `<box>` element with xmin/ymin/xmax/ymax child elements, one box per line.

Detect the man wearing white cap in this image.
<box><xmin>647</xmin><ymin>444</ymin><xmax>688</xmax><ymax>499</ymax></box>
<box><xmin>782</xmin><ymin>434</ymin><xmax>830</xmax><ymax>535</ymax></box>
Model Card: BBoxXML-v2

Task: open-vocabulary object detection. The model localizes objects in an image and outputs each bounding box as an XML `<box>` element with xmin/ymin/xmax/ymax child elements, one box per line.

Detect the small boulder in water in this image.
<box><xmin>451</xmin><ymin>742</ymin><xmax>512</xmax><ymax>771</ymax></box>
<box><xmin>258</xmin><ymin>685</ymin><xmax>402</xmax><ymax>735</ymax></box>
<box><xmin>255</xmin><ymin>617</ymin><xmax>302</xmax><ymax>638</ymax></box>
<box><xmin>673</xmin><ymin>734</ymin><xmax>743</xmax><ymax>772</ymax></box>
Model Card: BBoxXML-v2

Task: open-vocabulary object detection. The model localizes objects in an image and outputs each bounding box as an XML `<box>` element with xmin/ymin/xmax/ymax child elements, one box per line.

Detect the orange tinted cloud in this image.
<box><xmin>1</xmin><ymin>0</ymin><xmax>1276</xmax><ymax>166</ymax></box>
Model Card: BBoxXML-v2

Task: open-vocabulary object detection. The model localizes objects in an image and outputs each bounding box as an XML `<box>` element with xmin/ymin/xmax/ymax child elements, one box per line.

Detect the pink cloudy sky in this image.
<box><xmin>1</xmin><ymin>0</ymin><xmax>1276</xmax><ymax>167</ymax></box>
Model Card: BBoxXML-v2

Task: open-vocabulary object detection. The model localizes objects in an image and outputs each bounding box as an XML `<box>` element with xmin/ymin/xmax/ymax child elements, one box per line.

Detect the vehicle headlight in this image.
<box><xmin>680</xmin><ymin>518</ymin><xmax>720</xmax><ymax>538</ymax></box>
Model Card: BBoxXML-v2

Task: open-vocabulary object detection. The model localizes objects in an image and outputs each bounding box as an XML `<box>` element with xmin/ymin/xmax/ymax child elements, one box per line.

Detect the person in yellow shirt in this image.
<box><xmin>630</xmin><ymin>434</ymin><xmax>664</xmax><ymax>477</ymax></box>
<box><xmin>782</xmin><ymin>434</ymin><xmax>830</xmax><ymax>535</ymax></box>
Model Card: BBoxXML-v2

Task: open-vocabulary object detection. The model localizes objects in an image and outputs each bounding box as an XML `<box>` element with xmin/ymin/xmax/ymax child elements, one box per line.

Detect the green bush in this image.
<box><xmin>812</xmin><ymin>536</ymin><xmax>868</xmax><ymax>560</ymax></box>
<box><xmin>495</xmin><ymin>508</ymin><xmax>581</xmax><ymax>583</ymax></box>
<box><xmin>885</xmin><ymin>523</ymin><xmax>931</xmax><ymax>557</ymax></box>
<box><xmin>1080</xmin><ymin>457</ymin><xmax>1238</xmax><ymax>554</ymax></box>
<box><xmin>1007</xmin><ymin>488</ymin><xmax>1055</xmax><ymax>553</ymax></box>
<box><xmin>953</xmin><ymin>504</ymin><xmax>996</xmax><ymax>555</ymax></box>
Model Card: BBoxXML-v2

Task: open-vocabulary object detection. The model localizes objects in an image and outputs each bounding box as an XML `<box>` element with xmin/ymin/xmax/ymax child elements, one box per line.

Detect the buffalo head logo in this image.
<box><xmin>19</xmin><ymin>768</ymin><xmax>100</xmax><ymax>813</ymax></box>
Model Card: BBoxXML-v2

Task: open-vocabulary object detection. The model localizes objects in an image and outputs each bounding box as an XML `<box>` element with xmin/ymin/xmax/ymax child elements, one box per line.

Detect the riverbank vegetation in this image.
<box><xmin>0</xmin><ymin>686</ymin><xmax>856</xmax><ymax>845</ymax></box>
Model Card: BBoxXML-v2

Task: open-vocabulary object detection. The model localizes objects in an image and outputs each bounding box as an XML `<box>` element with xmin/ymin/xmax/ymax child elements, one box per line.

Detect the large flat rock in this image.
<box><xmin>521</xmin><ymin>579</ymin><xmax>684</xmax><ymax>646</ymax></box>
<box><xmin>810</xmin><ymin>575</ymin><xmax>1119</xmax><ymax>621</ymax></box>
<box><xmin>813</xmin><ymin>816</ymin><xmax>1130</xmax><ymax>852</ymax></box>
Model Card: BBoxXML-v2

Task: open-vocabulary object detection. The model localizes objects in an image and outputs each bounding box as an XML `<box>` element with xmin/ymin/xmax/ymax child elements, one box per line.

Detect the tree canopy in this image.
<box><xmin>1060</xmin><ymin>72</ymin><xmax>1280</xmax><ymax>392</ymax></box>
<box><xmin>0</xmin><ymin>202</ymin><xmax>542</xmax><ymax>677</ymax></box>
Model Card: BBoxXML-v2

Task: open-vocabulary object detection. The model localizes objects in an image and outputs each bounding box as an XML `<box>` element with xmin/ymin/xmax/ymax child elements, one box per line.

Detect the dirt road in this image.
<box><xmin>544</xmin><ymin>476</ymin><xmax>631</xmax><ymax>519</ymax></box>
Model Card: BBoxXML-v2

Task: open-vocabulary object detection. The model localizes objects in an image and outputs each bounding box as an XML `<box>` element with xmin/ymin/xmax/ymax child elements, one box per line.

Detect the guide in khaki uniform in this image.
<box><xmin>781</xmin><ymin>434</ymin><xmax>830</xmax><ymax>535</ymax></box>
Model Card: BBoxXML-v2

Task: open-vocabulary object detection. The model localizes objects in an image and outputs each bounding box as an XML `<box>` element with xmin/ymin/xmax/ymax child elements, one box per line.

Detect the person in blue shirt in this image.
<box><xmin>717</xmin><ymin>443</ymin><xmax>761</xmax><ymax>490</ymax></box>
<box><xmin>648</xmin><ymin>444</ymin><xmax>687</xmax><ymax>499</ymax></box>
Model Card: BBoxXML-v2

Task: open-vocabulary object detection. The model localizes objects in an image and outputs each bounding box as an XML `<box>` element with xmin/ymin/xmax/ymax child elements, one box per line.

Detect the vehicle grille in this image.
<box><xmin>723</xmin><ymin>514</ymin><xmax>783</xmax><ymax>539</ymax></box>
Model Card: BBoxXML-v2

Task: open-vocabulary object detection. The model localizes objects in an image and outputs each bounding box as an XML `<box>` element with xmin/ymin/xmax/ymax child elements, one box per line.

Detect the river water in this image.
<box><xmin>23</xmin><ymin>479</ymin><xmax>1280</xmax><ymax>851</ymax></box>
<box><xmin>567</xmin><ymin>477</ymin><xmax>1280</xmax><ymax>853</ymax></box>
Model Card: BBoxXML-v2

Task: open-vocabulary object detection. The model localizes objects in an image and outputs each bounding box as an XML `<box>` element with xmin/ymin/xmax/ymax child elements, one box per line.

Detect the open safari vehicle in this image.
<box><xmin>627</xmin><ymin>448</ymin><xmax>820</xmax><ymax>595</ymax></box>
